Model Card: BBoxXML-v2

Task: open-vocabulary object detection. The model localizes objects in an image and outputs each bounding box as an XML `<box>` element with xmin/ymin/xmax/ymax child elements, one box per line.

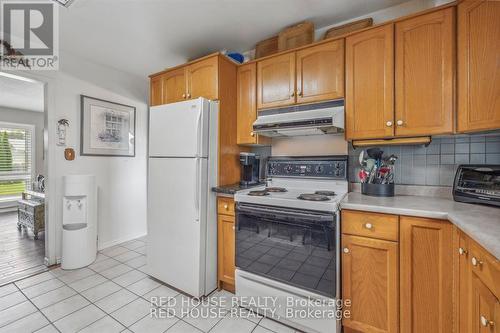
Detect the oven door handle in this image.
<box><xmin>236</xmin><ymin>204</ymin><xmax>334</xmax><ymax>221</ymax></box>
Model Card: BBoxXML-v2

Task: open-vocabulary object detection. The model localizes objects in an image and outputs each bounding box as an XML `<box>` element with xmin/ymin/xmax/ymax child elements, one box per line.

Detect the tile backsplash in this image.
<box><xmin>348</xmin><ymin>133</ymin><xmax>500</xmax><ymax>187</ymax></box>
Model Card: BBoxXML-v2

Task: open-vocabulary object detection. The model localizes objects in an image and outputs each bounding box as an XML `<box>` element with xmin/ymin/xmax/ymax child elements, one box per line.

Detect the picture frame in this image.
<box><xmin>80</xmin><ymin>95</ymin><xmax>136</xmax><ymax>157</ymax></box>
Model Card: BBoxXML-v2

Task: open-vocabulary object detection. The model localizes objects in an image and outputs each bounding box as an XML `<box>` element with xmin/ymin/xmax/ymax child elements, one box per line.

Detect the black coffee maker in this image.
<box><xmin>239</xmin><ymin>153</ymin><xmax>260</xmax><ymax>186</ymax></box>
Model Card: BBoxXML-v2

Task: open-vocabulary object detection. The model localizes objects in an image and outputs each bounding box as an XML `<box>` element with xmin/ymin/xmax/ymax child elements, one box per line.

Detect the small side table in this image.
<box><xmin>17</xmin><ymin>191</ymin><xmax>45</xmax><ymax>240</ymax></box>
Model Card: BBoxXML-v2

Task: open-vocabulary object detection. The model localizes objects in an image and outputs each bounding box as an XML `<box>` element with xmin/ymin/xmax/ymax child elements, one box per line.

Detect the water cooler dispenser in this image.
<box><xmin>61</xmin><ymin>175</ymin><xmax>97</xmax><ymax>269</ymax></box>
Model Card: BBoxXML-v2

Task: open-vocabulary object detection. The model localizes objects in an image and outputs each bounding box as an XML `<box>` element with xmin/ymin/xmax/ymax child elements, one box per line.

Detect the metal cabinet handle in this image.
<box><xmin>480</xmin><ymin>315</ymin><xmax>494</xmax><ymax>327</ymax></box>
<box><xmin>232</xmin><ymin>226</ymin><xmax>235</xmax><ymax>231</ymax></box>
<box><xmin>458</xmin><ymin>247</ymin><xmax>468</xmax><ymax>256</ymax></box>
<box><xmin>471</xmin><ymin>257</ymin><xmax>483</xmax><ymax>267</ymax></box>
<box><xmin>396</xmin><ymin>120</ymin><xmax>404</xmax><ymax>126</ymax></box>
<box><xmin>386</xmin><ymin>121</ymin><xmax>393</xmax><ymax>127</ymax></box>
<box><xmin>250</xmin><ymin>132</ymin><xmax>255</xmax><ymax>137</ymax></box>
<box><xmin>187</xmin><ymin>93</ymin><xmax>191</xmax><ymax>98</ymax></box>
<box><xmin>343</xmin><ymin>247</ymin><xmax>350</xmax><ymax>254</ymax></box>
<box><xmin>298</xmin><ymin>91</ymin><xmax>303</xmax><ymax>97</ymax></box>
<box><xmin>364</xmin><ymin>223</ymin><xmax>373</xmax><ymax>229</ymax></box>
<box><xmin>223</xmin><ymin>204</ymin><xmax>229</xmax><ymax>210</ymax></box>
<box><xmin>182</xmin><ymin>93</ymin><xmax>186</xmax><ymax>98</ymax></box>
<box><xmin>291</xmin><ymin>92</ymin><xmax>295</xmax><ymax>97</ymax></box>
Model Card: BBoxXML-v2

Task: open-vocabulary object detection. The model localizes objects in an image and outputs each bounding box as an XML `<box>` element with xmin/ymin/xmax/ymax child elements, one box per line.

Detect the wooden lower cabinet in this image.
<box><xmin>217</xmin><ymin>197</ymin><xmax>235</xmax><ymax>292</ymax></box>
<box><xmin>399</xmin><ymin>216</ymin><xmax>454</xmax><ymax>333</ymax></box>
<box><xmin>457</xmin><ymin>228</ymin><xmax>500</xmax><ymax>333</ymax></box>
<box><xmin>342</xmin><ymin>234</ymin><xmax>399</xmax><ymax>333</ymax></box>
<box><xmin>470</xmin><ymin>273</ymin><xmax>499</xmax><ymax>333</ymax></box>
<box><xmin>457</xmin><ymin>229</ymin><xmax>471</xmax><ymax>333</ymax></box>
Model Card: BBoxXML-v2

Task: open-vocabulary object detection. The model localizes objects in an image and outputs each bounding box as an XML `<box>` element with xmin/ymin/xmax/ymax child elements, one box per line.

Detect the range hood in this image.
<box><xmin>252</xmin><ymin>101</ymin><xmax>344</xmax><ymax>137</ymax></box>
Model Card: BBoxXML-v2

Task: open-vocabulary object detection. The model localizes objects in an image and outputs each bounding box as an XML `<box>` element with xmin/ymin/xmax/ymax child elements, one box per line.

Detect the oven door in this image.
<box><xmin>235</xmin><ymin>203</ymin><xmax>337</xmax><ymax>298</ymax></box>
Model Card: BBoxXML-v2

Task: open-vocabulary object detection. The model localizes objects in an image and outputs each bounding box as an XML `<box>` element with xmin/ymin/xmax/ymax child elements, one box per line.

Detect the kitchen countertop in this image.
<box><xmin>341</xmin><ymin>192</ymin><xmax>500</xmax><ymax>260</ymax></box>
<box><xmin>212</xmin><ymin>182</ymin><xmax>264</xmax><ymax>195</ymax></box>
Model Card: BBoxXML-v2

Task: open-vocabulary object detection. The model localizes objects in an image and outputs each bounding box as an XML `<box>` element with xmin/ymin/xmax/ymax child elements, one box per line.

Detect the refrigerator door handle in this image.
<box><xmin>195</xmin><ymin>107</ymin><xmax>202</xmax><ymax>157</ymax></box>
<box><xmin>195</xmin><ymin>157</ymin><xmax>200</xmax><ymax>221</ymax></box>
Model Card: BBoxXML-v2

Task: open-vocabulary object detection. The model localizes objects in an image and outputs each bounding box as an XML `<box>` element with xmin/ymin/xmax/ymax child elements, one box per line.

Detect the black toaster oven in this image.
<box><xmin>453</xmin><ymin>165</ymin><xmax>500</xmax><ymax>207</ymax></box>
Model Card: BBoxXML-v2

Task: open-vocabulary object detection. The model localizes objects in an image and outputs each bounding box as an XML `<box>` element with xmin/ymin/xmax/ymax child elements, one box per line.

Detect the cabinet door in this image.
<box><xmin>470</xmin><ymin>273</ymin><xmax>499</xmax><ymax>333</ymax></box>
<box><xmin>458</xmin><ymin>230</ymin><xmax>471</xmax><ymax>333</ymax></box>
<box><xmin>342</xmin><ymin>234</ymin><xmax>398</xmax><ymax>333</ymax></box>
<box><xmin>163</xmin><ymin>67</ymin><xmax>187</xmax><ymax>104</ymax></box>
<box><xmin>257</xmin><ymin>52</ymin><xmax>296</xmax><ymax>109</ymax></box>
<box><xmin>400</xmin><ymin>216</ymin><xmax>453</xmax><ymax>333</ymax></box>
<box><xmin>237</xmin><ymin>63</ymin><xmax>257</xmax><ymax>145</ymax></box>
<box><xmin>395</xmin><ymin>8</ymin><xmax>455</xmax><ymax>137</ymax></box>
<box><xmin>217</xmin><ymin>214</ymin><xmax>235</xmax><ymax>287</ymax></box>
<box><xmin>186</xmin><ymin>56</ymin><xmax>219</xmax><ymax>100</ymax></box>
<box><xmin>150</xmin><ymin>75</ymin><xmax>163</xmax><ymax>106</ymax></box>
<box><xmin>457</xmin><ymin>1</ymin><xmax>500</xmax><ymax>133</ymax></box>
<box><xmin>296</xmin><ymin>40</ymin><xmax>344</xmax><ymax>104</ymax></box>
<box><xmin>345</xmin><ymin>24</ymin><xmax>394</xmax><ymax>140</ymax></box>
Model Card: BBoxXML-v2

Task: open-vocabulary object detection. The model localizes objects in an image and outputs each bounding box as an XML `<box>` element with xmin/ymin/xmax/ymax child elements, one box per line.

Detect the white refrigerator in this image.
<box><xmin>147</xmin><ymin>98</ymin><xmax>218</xmax><ymax>298</ymax></box>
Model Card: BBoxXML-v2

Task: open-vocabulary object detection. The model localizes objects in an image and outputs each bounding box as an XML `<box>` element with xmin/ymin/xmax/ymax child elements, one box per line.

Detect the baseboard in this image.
<box><xmin>98</xmin><ymin>233</ymin><xmax>147</xmax><ymax>251</ymax></box>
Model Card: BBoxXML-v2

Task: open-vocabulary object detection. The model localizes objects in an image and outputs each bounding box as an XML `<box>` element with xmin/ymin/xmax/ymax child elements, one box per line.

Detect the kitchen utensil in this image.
<box><xmin>367</xmin><ymin>148</ymin><xmax>383</xmax><ymax>160</ymax></box>
<box><xmin>359</xmin><ymin>150</ymin><xmax>365</xmax><ymax>165</ymax></box>
<box><xmin>358</xmin><ymin>170</ymin><xmax>368</xmax><ymax>183</ymax></box>
<box><xmin>365</xmin><ymin>158</ymin><xmax>376</xmax><ymax>172</ymax></box>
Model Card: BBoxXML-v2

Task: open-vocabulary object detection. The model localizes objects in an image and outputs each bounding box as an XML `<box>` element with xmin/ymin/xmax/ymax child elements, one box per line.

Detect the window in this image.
<box><xmin>0</xmin><ymin>122</ymin><xmax>35</xmax><ymax>198</ymax></box>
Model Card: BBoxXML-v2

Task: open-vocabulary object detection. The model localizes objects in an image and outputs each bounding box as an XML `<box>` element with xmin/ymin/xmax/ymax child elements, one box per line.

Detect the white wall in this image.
<box><xmin>0</xmin><ymin>107</ymin><xmax>44</xmax><ymax>176</ymax></box>
<box><xmin>19</xmin><ymin>51</ymin><xmax>149</xmax><ymax>261</ymax></box>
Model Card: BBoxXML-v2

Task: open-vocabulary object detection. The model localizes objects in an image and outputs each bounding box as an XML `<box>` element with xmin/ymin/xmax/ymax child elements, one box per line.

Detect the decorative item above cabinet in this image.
<box><xmin>256</xmin><ymin>39</ymin><xmax>345</xmax><ymax>110</ymax></box>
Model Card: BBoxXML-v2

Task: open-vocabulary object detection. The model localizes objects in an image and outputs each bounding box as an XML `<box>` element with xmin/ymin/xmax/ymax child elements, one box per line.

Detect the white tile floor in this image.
<box><xmin>0</xmin><ymin>236</ymin><xmax>303</xmax><ymax>333</ymax></box>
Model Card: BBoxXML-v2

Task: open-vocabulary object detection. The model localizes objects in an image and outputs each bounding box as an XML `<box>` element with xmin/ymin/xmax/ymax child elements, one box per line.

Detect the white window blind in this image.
<box><xmin>0</xmin><ymin>123</ymin><xmax>34</xmax><ymax>198</ymax></box>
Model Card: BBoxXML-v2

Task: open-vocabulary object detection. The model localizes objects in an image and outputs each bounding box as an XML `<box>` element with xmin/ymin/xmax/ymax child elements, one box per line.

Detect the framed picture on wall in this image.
<box><xmin>80</xmin><ymin>95</ymin><xmax>136</xmax><ymax>157</ymax></box>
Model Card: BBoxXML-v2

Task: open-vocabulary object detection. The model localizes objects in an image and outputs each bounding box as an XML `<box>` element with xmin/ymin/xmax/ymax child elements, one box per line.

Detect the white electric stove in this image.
<box><xmin>234</xmin><ymin>156</ymin><xmax>348</xmax><ymax>333</ymax></box>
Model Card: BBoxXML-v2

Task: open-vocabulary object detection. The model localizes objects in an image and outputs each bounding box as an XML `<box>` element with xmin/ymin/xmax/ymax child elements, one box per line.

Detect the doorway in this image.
<box><xmin>0</xmin><ymin>72</ymin><xmax>48</xmax><ymax>285</ymax></box>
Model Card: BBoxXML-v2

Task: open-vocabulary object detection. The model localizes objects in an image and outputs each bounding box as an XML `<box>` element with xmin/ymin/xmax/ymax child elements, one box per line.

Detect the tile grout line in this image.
<box><xmin>10</xmin><ymin>280</ymin><xmax>63</xmax><ymax>333</ymax></box>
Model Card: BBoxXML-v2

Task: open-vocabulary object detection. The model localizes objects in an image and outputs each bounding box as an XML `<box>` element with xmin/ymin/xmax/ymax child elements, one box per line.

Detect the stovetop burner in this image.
<box><xmin>265</xmin><ymin>187</ymin><xmax>288</xmax><ymax>193</ymax></box>
<box><xmin>297</xmin><ymin>193</ymin><xmax>331</xmax><ymax>201</ymax></box>
<box><xmin>247</xmin><ymin>190</ymin><xmax>270</xmax><ymax>197</ymax></box>
<box><xmin>315</xmin><ymin>190</ymin><xmax>336</xmax><ymax>196</ymax></box>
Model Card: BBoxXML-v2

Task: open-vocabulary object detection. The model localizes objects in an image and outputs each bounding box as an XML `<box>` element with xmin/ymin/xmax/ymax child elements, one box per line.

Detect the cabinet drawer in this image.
<box><xmin>469</xmin><ymin>240</ymin><xmax>500</xmax><ymax>299</ymax></box>
<box><xmin>217</xmin><ymin>197</ymin><xmax>235</xmax><ymax>216</ymax></box>
<box><xmin>341</xmin><ymin>210</ymin><xmax>399</xmax><ymax>241</ymax></box>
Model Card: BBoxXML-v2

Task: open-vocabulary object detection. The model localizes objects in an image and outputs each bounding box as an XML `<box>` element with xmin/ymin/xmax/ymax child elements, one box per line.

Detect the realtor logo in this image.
<box><xmin>0</xmin><ymin>0</ymin><xmax>59</xmax><ymax>70</ymax></box>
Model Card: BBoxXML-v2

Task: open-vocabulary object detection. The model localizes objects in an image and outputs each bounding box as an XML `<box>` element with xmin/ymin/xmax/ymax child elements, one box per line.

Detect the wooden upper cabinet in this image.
<box><xmin>345</xmin><ymin>24</ymin><xmax>395</xmax><ymax>140</ymax></box>
<box><xmin>257</xmin><ymin>52</ymin><xmax>296</xmax><ymax>109</ymax></box>
<box><xmin>186</xmin><ymin>56</ymin><xmax>219</xmax><ymax>100</ymax></box>
<box><xmin>296</xmin><ymin>40</ymin><xmax>345</xmax><ymax>104</ymax></box>
<box><xmin>457</xmin><ymin>0</ymin><xmax>500</xmax><ymax>133</ymax></box>
<box><xmin>342</xmin><ymin>234</ymin><xmax>398</xmax><ymax>333</ymax></box>
<box><xmin>163</xmin><ymin>67</ymin><xmax>186</xmax><ymax>104</ymax></box>
<box><xmin>395</xmin><ymin>8</ymin><xmax>455</xmax><ymax>137</ymax></box>
<box><xmin>237</xmin><ymin>63</ymin><xmax>257</xmax><ymax>145</ymax></box>
<box><xmin>150</xmin><ymin>75</ymin><xmax>163</xmax><ymax>106</ymax></box>
<box><xmin>237</xmin><ymin>63</ymin><xmax>270</xmax><ymax>146</ymax></box>
<box><xmin>400</xmin><ymin>216</ymin><xmax>454</xmax><ymax>333</ymax></box>
<box><xmin>470</xmin><ymin>273</ymin><xmax>499</xmax><ymax>333</ymax></box>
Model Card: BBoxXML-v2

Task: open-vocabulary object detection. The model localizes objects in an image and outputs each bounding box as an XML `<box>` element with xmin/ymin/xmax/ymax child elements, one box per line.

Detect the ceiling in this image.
<box><xmin>59</xmin><ymin>0</ymin><xmax>410</xmax><ymax>78</ymax></box>
<box><xmin>0</xmin><ymin>74</ymin><xmax>44</xmax><ymax>113</ymax></box>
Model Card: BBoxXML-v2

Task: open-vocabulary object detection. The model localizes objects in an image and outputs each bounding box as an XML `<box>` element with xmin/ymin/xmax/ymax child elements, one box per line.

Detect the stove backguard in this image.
<box><xmin>235</xmin><ymin>203</ymin><xmax>337</xmax><ymax>298</ymax></box>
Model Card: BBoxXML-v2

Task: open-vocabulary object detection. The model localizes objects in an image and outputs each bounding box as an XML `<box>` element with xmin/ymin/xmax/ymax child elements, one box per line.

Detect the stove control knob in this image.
<box><xmin>315</xmin><ymin>165</ymin><xmax>324</xmax><ymax>173</ymax></box>
<box><xmin>285</xmin><ymin>165</ymin><xmax>293</xmax><ymax>173</ymax></box>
